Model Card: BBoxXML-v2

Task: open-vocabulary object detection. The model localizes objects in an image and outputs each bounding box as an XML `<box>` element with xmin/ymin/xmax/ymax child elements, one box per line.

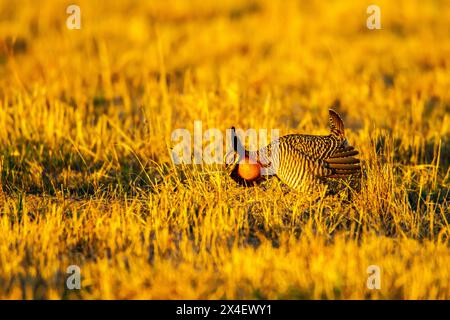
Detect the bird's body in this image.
<box><xmin>228</xmin><ymin>110</ymin><xmax>361</xmax><ymax>192</ymax></box>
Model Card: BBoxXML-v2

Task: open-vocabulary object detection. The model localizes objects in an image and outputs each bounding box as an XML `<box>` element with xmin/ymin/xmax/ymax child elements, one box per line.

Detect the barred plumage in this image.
<box><xmin>228</xmin><ymin>109</ymin><xmax>361</xmax><ymax>192</ymax></box>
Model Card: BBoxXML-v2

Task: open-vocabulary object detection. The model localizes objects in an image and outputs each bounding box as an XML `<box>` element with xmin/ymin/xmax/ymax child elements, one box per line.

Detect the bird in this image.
<box><xmin>226</xmin><ymin>109</ymin><xmax>361</xmax><ymax>193</ymax></box>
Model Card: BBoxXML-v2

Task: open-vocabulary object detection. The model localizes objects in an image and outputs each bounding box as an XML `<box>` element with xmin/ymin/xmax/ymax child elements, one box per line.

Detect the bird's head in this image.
<box><xmin>225</xmin><ymin>126</ymin><xmax>263</xmax><ymax>186</ymax></box>
<box><xmin>225</xmin><ymin>151</ymin><xmax>262</xmax><ymax>186</ymax></box>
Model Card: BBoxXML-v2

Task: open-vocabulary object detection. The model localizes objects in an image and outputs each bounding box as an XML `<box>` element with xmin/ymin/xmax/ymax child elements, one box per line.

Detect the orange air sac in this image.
<box><xmin>237</xmin><ymin>157</ymin><xmax>261</xmax><ymax>181</ymax></box>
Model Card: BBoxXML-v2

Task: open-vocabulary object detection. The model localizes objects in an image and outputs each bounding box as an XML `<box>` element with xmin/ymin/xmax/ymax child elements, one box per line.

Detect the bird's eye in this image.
<box><xmin>224</xmin><ymin>151</ymin><xmax>239</xmax><ymax>169</ymax></box>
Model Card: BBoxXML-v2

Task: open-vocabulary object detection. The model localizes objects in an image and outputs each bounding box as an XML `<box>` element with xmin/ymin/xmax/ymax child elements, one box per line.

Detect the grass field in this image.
<box><xmin>0</xmin><ymin>0</ymin><xmax>449</xmax><ymax>299</ymax></box>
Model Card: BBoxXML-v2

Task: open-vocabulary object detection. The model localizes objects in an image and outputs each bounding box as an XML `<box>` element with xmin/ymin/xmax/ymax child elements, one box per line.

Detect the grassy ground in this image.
<box><xmin>0</xmin><ymin>0</ymin><xmax>449</xmax><ymax>299</ymax></box>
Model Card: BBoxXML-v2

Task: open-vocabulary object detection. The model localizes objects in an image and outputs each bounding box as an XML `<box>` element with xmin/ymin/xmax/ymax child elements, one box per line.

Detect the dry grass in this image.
<box><xmin>0</xmin><ymin>0</ymin><xmax>449</xmax><ymax>299</ymax></box>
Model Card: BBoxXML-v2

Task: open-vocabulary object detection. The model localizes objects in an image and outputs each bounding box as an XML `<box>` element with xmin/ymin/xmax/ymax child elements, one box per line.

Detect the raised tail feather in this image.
<box><xmin>325</xmin><ymin>111</ymin><xmax>361</xmax><ymax>178</ymax></box>
<box><xmin>328</xmin><ymin>109</ymin><xmax>345</xmax><ymax>139</ymax></box>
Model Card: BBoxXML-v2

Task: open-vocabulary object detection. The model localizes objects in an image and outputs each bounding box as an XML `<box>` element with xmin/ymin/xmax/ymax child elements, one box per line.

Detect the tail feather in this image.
<box><xmin>326</xmin><ymin>157</ymin><xmax>360</xmax><ymax>164</ymax></box>
<box><xmin>324</xmin><ymin>136</ymin><xmax>361</xmax><ymax>179</ymax></box>
<box><xmin>326</xmin><ymin>174</ymin><xmax>354</xmax><ymax>179</ymax></box>
<box><xmin>326</xmin><ymin>162</ymin><xmax>360</xmax><ymax>170</ymax></box>
<box><xmin>328</xmin><ymin>109</ymin><xmax>345</xmax><ymax>139</ymax></box>
<box><xmin>329</xmin><ymin>149</ymin><xmax>358</xmax><ymax>158</ymax></box>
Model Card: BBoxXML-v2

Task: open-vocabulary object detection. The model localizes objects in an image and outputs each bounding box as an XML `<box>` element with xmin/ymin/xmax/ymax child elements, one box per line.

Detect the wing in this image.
<box><xmin>277</xmin><ymin>137</ymin><xmax>360</xmax><ymax>180</ymax></box>
<box><xmin>322</xmin><ymin>142</ymin><xmax>361</xmax><ymax>178</ymax></box>
<box><xmin>279</xmin><ymin>134</ymin><xmax>338</xmax><ymax>160</ymax></box>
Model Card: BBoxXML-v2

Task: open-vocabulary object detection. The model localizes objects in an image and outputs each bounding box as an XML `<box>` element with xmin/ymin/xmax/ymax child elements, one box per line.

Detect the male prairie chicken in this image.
<box><xmin>227</xmin><ymin>109</ymin><xmax>361</xmax><ymax>193</ymax></box>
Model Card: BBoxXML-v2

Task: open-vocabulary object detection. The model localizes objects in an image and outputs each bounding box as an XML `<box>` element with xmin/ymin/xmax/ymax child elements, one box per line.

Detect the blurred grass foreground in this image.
<box><xmin>0</xmin><ymin>0</ymin><xmax>449</xmax><ymax>299</ymax></box>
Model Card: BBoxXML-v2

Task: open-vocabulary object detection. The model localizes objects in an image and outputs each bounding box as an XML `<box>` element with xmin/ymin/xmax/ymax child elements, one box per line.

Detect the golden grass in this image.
<box><xmin>0</xmin><ymin>0</ymin><xmax>449</xmax><ymax>299</ymax></box>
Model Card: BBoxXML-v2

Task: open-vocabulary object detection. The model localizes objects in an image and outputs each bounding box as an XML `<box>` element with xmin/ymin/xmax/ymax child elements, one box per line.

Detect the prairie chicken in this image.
<box><xmin>227</xmin><ymin>109</ymin><xmax>361</xmax><ymax>193</ymax></box>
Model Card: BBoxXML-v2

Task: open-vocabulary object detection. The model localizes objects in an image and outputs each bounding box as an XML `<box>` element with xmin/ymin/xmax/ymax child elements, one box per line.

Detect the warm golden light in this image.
<box><xmin>0</xmin><ymin>0</ymin><xmax>448</xmax><ymax>300</ymax></box>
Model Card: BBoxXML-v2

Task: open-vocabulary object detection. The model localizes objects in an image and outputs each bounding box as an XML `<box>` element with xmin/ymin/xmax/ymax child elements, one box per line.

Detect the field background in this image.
<box><xmin>0</xmin><ymin>0</ymin><xmax>449</xmax><ymax>299</ymax></box>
